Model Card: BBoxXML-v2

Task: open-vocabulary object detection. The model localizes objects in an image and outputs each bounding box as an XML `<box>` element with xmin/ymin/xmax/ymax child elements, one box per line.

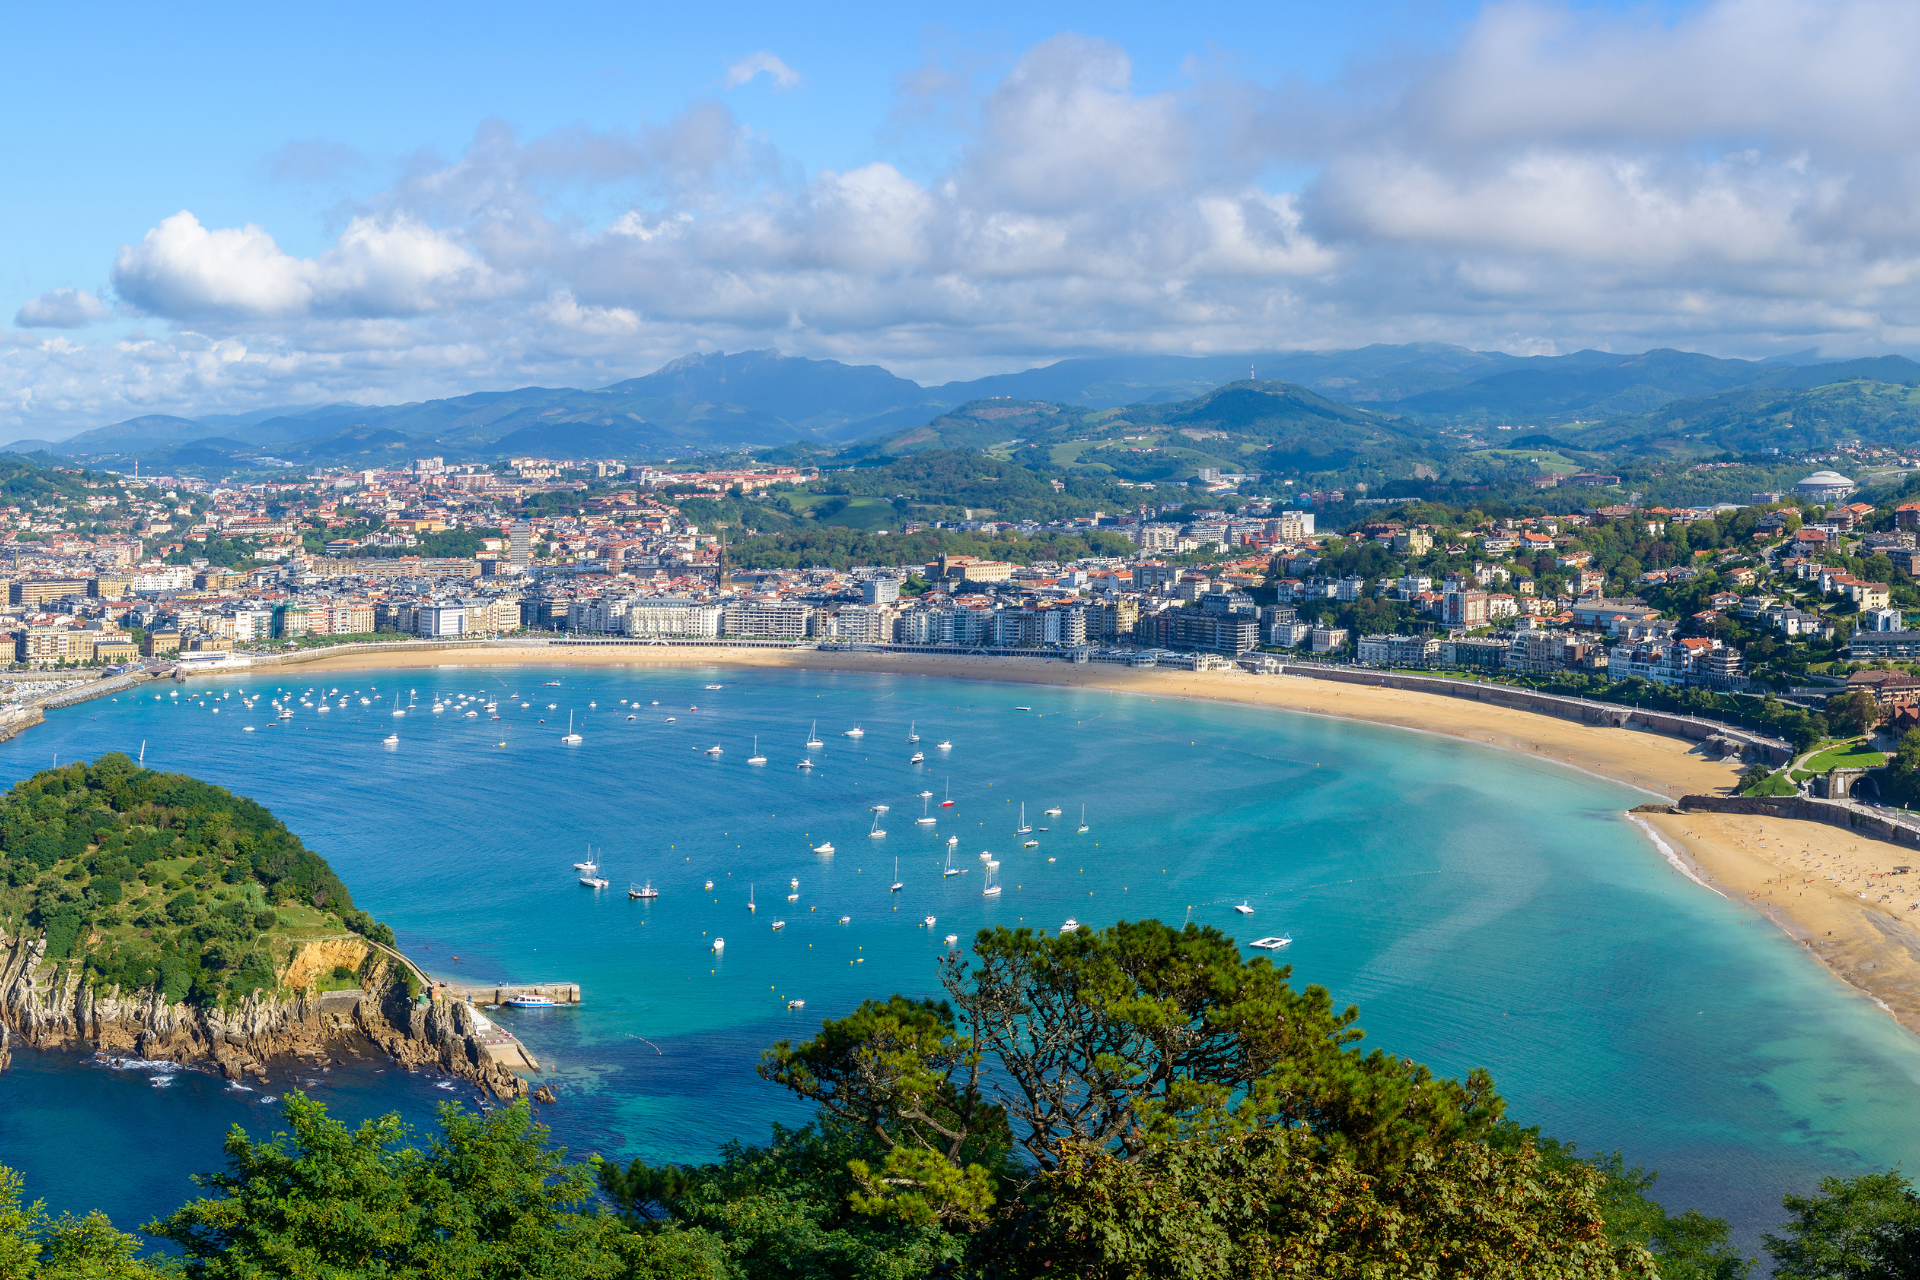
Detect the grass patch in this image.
<box><xmin>1803</xmin><ymin>740</ymin><xmax>1888</xmax><ymax>773</ymax></box>
<box><xmin>1791</xmin><ymin>769</ymin><xmax>1814</xmax><ymax>783</ymax></box>
<box><xmin>1742</xmin><ymin>771</ymin><xmax>1798</xmax><ymax>797</ymax></box>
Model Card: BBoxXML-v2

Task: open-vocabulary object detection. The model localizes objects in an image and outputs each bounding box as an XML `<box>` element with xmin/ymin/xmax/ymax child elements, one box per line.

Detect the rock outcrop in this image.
<box><xmin>0</xmin><ymin>933</ymin><xmax>526</xmax><ymax>1098</ymax></box>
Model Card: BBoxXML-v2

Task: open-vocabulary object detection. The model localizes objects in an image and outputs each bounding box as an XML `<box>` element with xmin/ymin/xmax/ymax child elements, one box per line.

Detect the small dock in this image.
<box><xmin>438</xmin><ymin>981</ymin><xmax>581</xmax><ymax>1006</ymax></box>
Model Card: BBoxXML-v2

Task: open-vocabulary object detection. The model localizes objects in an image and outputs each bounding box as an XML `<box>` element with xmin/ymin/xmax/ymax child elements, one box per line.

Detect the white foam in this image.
<box><xmin>1626</xmin><ymin>814</ymin><xmax>1728</xmax><ymax>900</ymax></box>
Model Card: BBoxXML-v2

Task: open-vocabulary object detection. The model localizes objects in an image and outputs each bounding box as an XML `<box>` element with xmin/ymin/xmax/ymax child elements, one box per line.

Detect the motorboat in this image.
<box><xmin>909</xmin><ymin>751</ymin><xmax>924</xmax><ymax>764</ymax></box>
<box><xmin>382</xmin><ymin>732</ymin><xmax>398</xmax><ymax>745</ymax></box>
<box><xmin>580</xmin><ymin>873</ymin><xmax>609</xmax><ymax>889</ymax></box>
<box><xmin>771</xmin><ymin>920</ymin><xmax>785</xmax><ymax>931</ymax></box>
<box><xmin>944</xmin><ymin>934</ymin><xmax>959</xmax><ymax>945</ymax></box>
<box><xmin>937</xmin><ymin>740</ymin><xmax>951</xmax><ymax>750</ymax></box>
<box><xmin>1060</xmin><ymin>919</ymin><xmax>1081</xmax><ymax>935</ymax></box>
<box><xmin>629</xmin><ymin>882</ymin><xmax>659</xmax><ymax>900</ymax></box>
<box><xmin>705</xmin><ymin>744</ymin><xmax>723</xmax><ymax>756</ymax></box>
<box><xmin>844</xmin><ymin>725</ymin><xmax>864</xmax><ymax>738</ymax></box>
<box><xmin>923</xmin><ymin>915</ymin><xmax>936</xmax><ymax>927</ymax></box>
<box><xmin>505</xmin><ymin>994</ymin><xmax>555</xmax><ymax>1008</ymax></box>
<box><xmin>1234</xmin><ymin>901</ymin><xmax>1254</xmax><ymax>915</ymax></box>
<box><xmin>712</xmin><ymin>937</ymin><xmax>724</xmax><ymax>952</ymax></box>
<box><xmin>813</xmin><ymin>841</ymin><xmax>835</xmax><ymax>855</ymax></box>
<box><xmin>787</xmin><ymin>999</ymin><xmax>805</xmax><ymax>1009</ymax></box>
<box><xmin>797</xmin><ymin>758</ymin><xmax>813</xmax><ymax>770</ymax></box>
<box><xmin>1044</xmin><ymin>806</ymin><xmax>1062</xmax><ymax>817</ymax></box>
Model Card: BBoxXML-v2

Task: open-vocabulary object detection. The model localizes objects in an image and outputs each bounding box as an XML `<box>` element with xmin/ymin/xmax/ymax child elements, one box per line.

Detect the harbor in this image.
<box><xmin>429</xmin><ymin>980</ymin><xmax>582</xmax><ymax>1074</ymax></box>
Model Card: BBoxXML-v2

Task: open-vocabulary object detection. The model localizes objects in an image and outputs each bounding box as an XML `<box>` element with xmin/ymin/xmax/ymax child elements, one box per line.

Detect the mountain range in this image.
<box><xmin>14</xmin><ymin>344</ymin><xmax>1920</xmax><ymax>472</ymax></box>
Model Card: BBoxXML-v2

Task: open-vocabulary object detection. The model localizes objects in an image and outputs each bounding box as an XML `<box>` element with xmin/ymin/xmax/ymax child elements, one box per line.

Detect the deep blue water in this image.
<box><xmin>3</xmin><ymin>663</ymin><xmax>1919</xmax><ymax>1255</ymax></box>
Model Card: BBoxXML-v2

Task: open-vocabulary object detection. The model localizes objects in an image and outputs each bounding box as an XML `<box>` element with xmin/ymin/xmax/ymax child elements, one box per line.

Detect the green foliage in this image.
<box><xmin>1764</xmin><ymin>1169</ymin><xmax>1920</xmax><ymax>1279</ymax></box>
<box><xmin>973</xmin><ymin>1128</ymin><xmax>1656</xmax><ymax>1279</ymax></box>
<box><xmin>0</xmin><ymin>756</ymin><xmax>392</xmax><ymax>1008</ymax></box>
<box><xmin>150</xmin><ymin>1092</ymin><xmax>661</xmax><ymax>1279</ymax></box>
<box><xmin>1827</xmin><ymin>691</ymin><xmax>1879</xmax><ymax>738</ymax></box>
<box><xmin>0</xmin><ymin>1165</ymin><xmax>161</xmax><ymax>1278</ymax></box>
<box><xmin>602</xmin><ymin>1122</ymin><xmax>961</xmax><ymax>1278</ymax></box>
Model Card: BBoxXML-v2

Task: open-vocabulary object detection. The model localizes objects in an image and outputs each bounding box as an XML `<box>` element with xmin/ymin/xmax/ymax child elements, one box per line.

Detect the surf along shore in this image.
<box><xmin>242</xmin><ymin>643</ymin><xmax>1920</xmax><ymax>1038</ymax></box>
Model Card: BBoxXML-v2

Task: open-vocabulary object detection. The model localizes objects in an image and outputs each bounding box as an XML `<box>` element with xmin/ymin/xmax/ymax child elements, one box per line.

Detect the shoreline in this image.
<box><xmin>187</xmin><ymin>644</ymin><xmax>1920</xmax><ymax>1042</ymax></box>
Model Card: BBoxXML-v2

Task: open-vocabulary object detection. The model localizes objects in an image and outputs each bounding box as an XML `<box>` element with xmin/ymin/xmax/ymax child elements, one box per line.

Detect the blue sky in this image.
<box><xmin>4</xmin><ymin>0</ymin><xmax>1911</xmax><ymax>434</ymax></box>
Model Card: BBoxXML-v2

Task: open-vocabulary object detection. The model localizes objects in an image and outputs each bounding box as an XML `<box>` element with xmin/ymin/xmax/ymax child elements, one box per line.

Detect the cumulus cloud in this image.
<box><xmin>22</xmin><ymin>0</ymin><xmax>1920</xmax><ymax>434</ymax></box>
<box><xmin>725</xmin><ymin>51</ymin><xmax>800</xmax><ymax>91</ymax></box>
<box><xmin>14</xmin><ymin>289</ymin><xmax>109</xmax><ymax>329</ymax></box>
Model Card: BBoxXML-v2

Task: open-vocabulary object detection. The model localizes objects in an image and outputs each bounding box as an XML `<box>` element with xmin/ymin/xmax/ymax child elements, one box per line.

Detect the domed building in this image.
<box><xmin>1794</xmin><ymin>470</ymin><xmax>1856</xmax><ymax>502</ymax></box>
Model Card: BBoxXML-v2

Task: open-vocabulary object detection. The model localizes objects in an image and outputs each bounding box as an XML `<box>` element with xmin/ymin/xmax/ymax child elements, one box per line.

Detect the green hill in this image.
<box><xmin>1566</xmin><ymin>378</ymin><xmax>1920</xmax><ymax>456</ymax></box>
<box><xmin>1</xmin><ymin>753</ymin><xmax>388</xmax><ymax>1006</ymax></box>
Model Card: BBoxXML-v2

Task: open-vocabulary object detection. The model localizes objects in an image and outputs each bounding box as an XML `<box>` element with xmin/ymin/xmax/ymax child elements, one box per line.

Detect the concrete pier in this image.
<box><xmin>438</xmin><ymin>981</ymin><xmax>581</xmax><ymax>1006</ymax></box>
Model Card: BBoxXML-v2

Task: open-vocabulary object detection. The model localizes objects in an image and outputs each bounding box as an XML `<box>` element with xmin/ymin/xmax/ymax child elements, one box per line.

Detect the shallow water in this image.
<box><xmin>4</xmin><ymin>664</ymin><xmax>1918</xmax><ymax>1252</ymax></box>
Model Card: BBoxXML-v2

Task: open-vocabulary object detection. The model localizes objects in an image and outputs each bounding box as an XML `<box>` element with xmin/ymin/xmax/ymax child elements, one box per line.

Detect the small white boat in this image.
<box><xmin>666</xmin><ymin>716</ymin><xmax>676</xmax><ymax>723</ymax></box>
<box><xmin>1250</xmin><ymin>936</ymin><xmax>1292</xmax><ymax>950</ymax></box>
<box><xmin>704</xmin><ymin>879</ymin><xmax>714</xmax><ymax>890</ymax></box>
<box><xmin>868</xmin><ymin>812</ymin><xmax>886</xmax><ymax>839</ymax></box>
<box><xmin>627</xmin><ymin>715</ymin><xmax>636</xmax><ymax>721</ymax></box>
<box><xmin>629</xmin><ymin>882</ymin><xmax>659</xmax><ymax>899</ymax></box>
<box><xmin>923</xmin><ymin>915</ymin><xmax>936</xmax><ymax>927</ymax></box>
<box><xmin>1016</xmin><ymin>804</ymin><xmax>1032</xmax><ymax>836</ymax></box>
<box><xmin>1078</xmin><ymin>805</ymin><xmax>1089</xmax><ymax>834</ymax></box>
<box><xmin>844</xmin><ymin>725</ymin><xmax>864</xmax><ymax>738</ymax></box>
<box><xmin>937</xmin><ymin>740</ymin><xmax>951</xmax><ymax>750</ymax></box>
<box><xmin>465</xmin><ymin>710</ymin><xmax>477</xmax><ymax>718</ymax></box>
<box><xmin>790</xmin><ymin>877</ymin><xmax>800</xmax><ymax>889</ymax></box>
<box><xmin>838</xmin><ymin>915</ymin><xmax>850</xmax><ymax>924</ymax></box>
<box><xmin>1233</xmin><ymin>901</ymin><xmax>1254</xmax><ymax>916</ymax></box>
<box><xmin>574</xmin><ymin>851</ymin><xmax>598</xmax><ymax>872</ymax></box>
<box><xmin>813</xmin><ymin>841</ymin><xmax>835</xmax><ymax>855</ymax></box>
<box><xmin>787</xmin><ymin>892</ymin><xmax>798</xmax><ymax>901</ymax></box>
<box><xmin>748</xmin><ymin>736</ymin><xmax>766</xmax><ymax>765</ymax></box>
<box><xmin>243</xmin><ymin>726</ymin><xmax>256</xmax><ymax>733</ymax></box>
<box><xmin>771</xmin><ymin>920</ymin><xmax>785</xmax><ymax>931</ymax></box>
<box><xmin>946</xmin><ymin>835</ymin><xmax>959</xmax><ymax>847</ymax></box>
<box><xmin>706</xmin><ymin>684</ymin><xmax>723</xmax><ymax>690</ymax></box>
<box><xmin>1060</xmin><ymin>919</ymin><xmax>1081</xmax><ymax>935</ymax></box>
<box><xmin>891</xmin><ymin>857</ymin><xmax>903</xmax><ymax>892</ymax></box>
<box><xmin>712</xmin><ymin>937</ymin><xmax>724</xmax><ymax>952</ymax></box>
<box><xmin>909</xmin><ymin>751</ymin><xmax>924</xmax><ymax>764</ymax></box>
<box><xmin>945</xmin><ymin>934</ymin><xmax>959</xmax><ymax>945</ymax></box>
<box><xmin>382</xmin><ymin>732</ymin><xmax>398</xmax><ymax>745</ymax></box>
<box><xmin>1015</xmin><ymin>706</ymin><xmax>1032</xmax><ymax>712</ymax></box>
<box><xmin>797</xmin><ymin>758</ymin><xmax>813</xmax><ymax>770</ymax></box>
<box><xmin>505</xmin><ymin>994</ymin><xmax>555</xmax><ymax>1008</ymax></box>
<box><xmin>806</xmin><ymin>721</ymin><xmax>824</xmax><ymax>749</ymax></box>
<box><xmin>1044</xmin><ymin>806</ymin><xmax>1062</xmax><ymax>817</ymax></box>
<box><xmin>787</xmin><ymin>998</ymin><xmax>805</xmax><ymax>1009</ymax></box>
<box><xmin>705</xmin><ymin>744</ymin><xmax>723</xmax><ymax>756</ymax></box>
<box><xmin>1022</xmin><ymin>839</ymin><xmax>1038</xmax><ymax>849</ymax></box>
<box><xmin>580</xmin><ymin>874</ymin><xmax>608</xmax><ymax>889</ymax></box>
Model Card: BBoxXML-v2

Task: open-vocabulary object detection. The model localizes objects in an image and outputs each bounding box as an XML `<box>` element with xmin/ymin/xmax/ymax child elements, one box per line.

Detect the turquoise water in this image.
<box><xmin>3</xmin><ymin>664</ymin><xmax>1920</xmax><ymax>1252</ymax></box>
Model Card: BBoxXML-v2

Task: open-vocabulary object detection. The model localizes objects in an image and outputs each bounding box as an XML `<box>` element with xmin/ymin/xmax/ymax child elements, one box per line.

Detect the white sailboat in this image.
<box><xmin>561</xmin><ymin>711</ymin><xmax>582</xmax><ymax>745</ymax></box>
<box><xmin>982</xmin><ymin>860</ymin><xmax>1000</xmax><ymax>897</ymax></box>
<box><xmin>943</xmin><ymin>847</ymin><xmax>961</xmax><ymax>877</ymax></box>
<box><xmin>806</xmin><ymin>721</ymin><xmax>824</xmax><ymax>749</ymax></box>
<box><xmin>574</xmin><ymin>848</ymin><xmax>598</xmax><ymax>871</ymax></box>
<box><xmin>891</xmin><ymin>857</ymin><xmax>903</xmax><ymax>892</ymax></box>
<box><xmin>916</xmin><ymin>796</ymin><xmax>936</xmax><ymax>825</ymax></box>
<box><xmin>908</xmin><ymin>721</ymin><xmax>920</xmax><ymax>743</ymax></box>
<box><xmin>748</xmin><ymin>736</ymin><xmax>767</xmax><ymax>765</ymax></box>
<box><xmin>1078</xmin><ymin>805</ymin><xmax>1089</xmax><ymax>834</ymax></box>
<box><xmin>1016</xmin><ymin>804</ymin><xmax>1032</xmax><ymax>836</ymax></box>
<box><xmin>748</xmin><ymin>884</ymin><xmax>756</xmax><ymax>912</ymax></box>
<box><xmin>869</xmin><ymin>811</ymin><xmax>886</xmax><ymax>839</ymax></box>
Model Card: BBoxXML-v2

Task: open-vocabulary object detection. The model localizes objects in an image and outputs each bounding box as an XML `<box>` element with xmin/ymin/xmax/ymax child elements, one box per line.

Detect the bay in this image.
<box><xmin>2</xmin><ymin>662</ymin><xmax>1918</xmax><ymax>1254</ymax></box>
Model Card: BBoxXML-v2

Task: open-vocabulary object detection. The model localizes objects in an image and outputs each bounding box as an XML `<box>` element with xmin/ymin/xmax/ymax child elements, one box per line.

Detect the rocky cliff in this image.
<box><xmin>0</xmin><ymin>932</ymin><xmax>527</xmax><ymax>1099</ymax></box>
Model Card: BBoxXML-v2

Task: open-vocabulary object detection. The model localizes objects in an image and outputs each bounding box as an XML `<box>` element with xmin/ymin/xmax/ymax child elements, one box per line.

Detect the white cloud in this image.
<box><xmin>13</xmin><ymin>289</ymin><xmax>109</xmax><ymax>329</ymax></box>
<box><xmin>725</xmin><ymin>51</ymin><xmax>800</xmax><ymax>91</ymax></box>
<box><xmin>25</xmin><ymin>0</ymin><xmax>1920</xmax><ymax>434</ymax></box>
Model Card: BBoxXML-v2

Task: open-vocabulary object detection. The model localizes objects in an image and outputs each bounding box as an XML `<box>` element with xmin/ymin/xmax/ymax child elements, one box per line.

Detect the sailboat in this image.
<box><xmin>562</xmin><ymin>711</ymin><xmax>582</xmax><ymax>745</ymax></box>
<box><xmin>806</xmin><ymin>721</ymin><xmax>824</xmax><ymax>749</ymax></box>
<box><xmin>941</xmin><ymin>780</ymin><xmax>954</xmax><ymax>808</ymax></box>
<box><xmin>748</xmin><ymin>736</ymin><xmax>767</xmax><ymax>765</ymax></box>
<box><xmin>943</xmin><ymin>847</ymin><xmax>962</xmax><ymax>877</ymax></box>
<box><xmin>982</xmin><ymin>860</ymin><xmax>1001</xmax><ymax>897</ymax></box>
<box><xmin>629</xmin><ymin>881</ymin><xmax>658</xmax><ymax>900</ymax></box>
<box><xmin>916</xmin><ymin>795</ymin><xmax>936</xmax><ymax>825</ymax></box>
<box><xmin>908</xmin><ymin>721</ymin><xmax>920</xmax><ymax>743</ymax></box>
<box><xmin>748</xmin><ymin>884</ymin><xmax>757</xmax><ymax>912</ymax></box>
<box><xmin>891</xmin><ymin>857</ymin><xmax>903</xmax><ymax>892</ymax></box>
<box><xmin>1078</xmin><ymin>805</ymin><xmax>1089</xmax><ymax>833</ymax></box>
<box><xmin>869</xmin><ymin>811</ymin><xmax>886</xmax><ymax>839</ymax></box>
<box><xmin>1016</xmin><ymin>804</ymin><xmax>1032</xmax><ymax>835</ymax></box>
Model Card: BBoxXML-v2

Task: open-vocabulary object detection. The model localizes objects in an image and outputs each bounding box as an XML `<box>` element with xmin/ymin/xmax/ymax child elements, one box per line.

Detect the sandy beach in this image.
<box><xmin>263</xmin><ymin>643</ymin><xmax>1920</xmax><ymax>1036</ymax></box>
